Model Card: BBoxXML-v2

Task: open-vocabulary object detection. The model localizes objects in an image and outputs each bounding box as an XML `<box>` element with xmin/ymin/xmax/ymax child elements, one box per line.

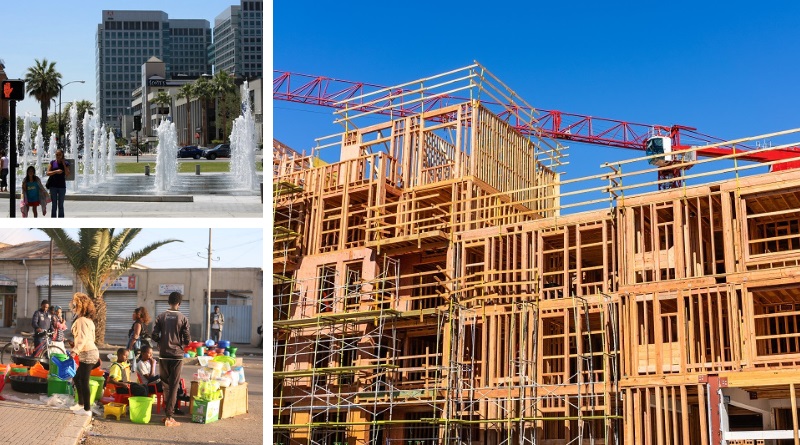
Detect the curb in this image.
<box><xmin>0</xmin><ymin>193</ymin><xmax>193</xmax><ymax>202</ymax></box>
<box><xmin>53</xmin><ymin>415</ymin><xmax>92</xmax><ymax>445</ymax></box>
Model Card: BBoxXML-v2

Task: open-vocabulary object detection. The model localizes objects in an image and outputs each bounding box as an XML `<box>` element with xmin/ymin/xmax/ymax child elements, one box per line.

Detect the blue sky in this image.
<box><xmin>3</xmin><ymin>1</ymin><xmax>235</xmax><ymax>118</ymax></box>
<box><xmin>274</xmin><ymin>1</ymin><xmax>800</xmax><ymax>192</ymax></box>
<box><xmin>0</xmin><ymin>228</ymin><xmax>262</xmax><ymax>269</ymax></box>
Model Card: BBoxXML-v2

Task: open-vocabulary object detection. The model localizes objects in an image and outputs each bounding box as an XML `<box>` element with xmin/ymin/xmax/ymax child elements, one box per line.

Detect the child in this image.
<box><xmin>136</xmin><ymin>345</ymin><xmax>189</xmax><ymax>414</ymax></box>
<box><xmin>109</xmin><ymin>348</ymin><xmax>147</xmax><ymax>397</ymax></box>
<box><xmin>21</xmin><ymin>166</ymin><xmax>48</xmax><ymax>218</ymax></box>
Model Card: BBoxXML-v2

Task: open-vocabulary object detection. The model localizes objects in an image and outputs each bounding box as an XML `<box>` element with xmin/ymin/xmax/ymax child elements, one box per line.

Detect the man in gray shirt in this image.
<box><xmin>152</xmin><ymin>291</ymin><xmax>191</xmax><ymax>427</ymax></box>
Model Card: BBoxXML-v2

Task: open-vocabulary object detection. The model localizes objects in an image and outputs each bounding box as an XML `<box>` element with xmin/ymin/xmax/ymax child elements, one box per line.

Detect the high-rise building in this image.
<box><xmin>96</xmin><ymin>10</ymin><xmax>211</xmax><ymax>133</ymax></box>
<box><xmin>213</xmin><ymin>1</ymin><xmax>263</xmax><ymax>78</ymax></box>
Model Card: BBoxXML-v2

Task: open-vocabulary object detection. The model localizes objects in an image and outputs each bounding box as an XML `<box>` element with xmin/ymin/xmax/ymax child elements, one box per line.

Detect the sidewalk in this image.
<box><xmin>0</xmin><ymin>399</ymin><xmax>91</xmax><ymax>445</ymax></box>
<box><xmin>0</xmin><ymin>194</ymin><xmax>264</xmax><ymax>218</ymax></box>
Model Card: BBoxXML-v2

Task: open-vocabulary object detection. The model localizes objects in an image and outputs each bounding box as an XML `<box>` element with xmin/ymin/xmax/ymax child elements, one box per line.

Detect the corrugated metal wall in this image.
<box><xmin>104</xmin><ymin>292</ymin><xmax>138</xmax><ymax>344</ymax></box>
<box><xmin>218</xmin><ymin>305</ymin><xmax>252</xmax><ymax>344</ymax></box>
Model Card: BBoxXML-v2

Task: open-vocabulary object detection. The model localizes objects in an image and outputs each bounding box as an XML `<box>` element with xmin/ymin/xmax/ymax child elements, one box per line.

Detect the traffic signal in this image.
<box><xmin>1</xmin><ymin>80</ymin><xmax>25</xmax><ymax>101</ymax></box>
<box><xmin>133</xmin><ymin>115</ymin><xmax>141</xmax><ymax>131</ymax></box>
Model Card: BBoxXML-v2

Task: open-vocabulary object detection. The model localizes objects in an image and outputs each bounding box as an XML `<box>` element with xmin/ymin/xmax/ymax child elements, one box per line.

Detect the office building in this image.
<box><xmin>213</xmin><ymin>1</ymin><xmax>263</xmax><ymax>78</ymax></box>
<box><xmin>96</xmin><ymin>10</ymin><xmax>211</xmax><ymax>134</ymax></box>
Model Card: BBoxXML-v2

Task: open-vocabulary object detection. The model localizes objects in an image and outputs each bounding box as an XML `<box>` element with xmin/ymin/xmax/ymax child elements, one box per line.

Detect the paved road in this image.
<box><xmin>0</xmin><ymin>399</ymin><xmax>91</xmax><ymax>445</ymax></box>
<box><xmin>85</xmin><ymin>355</ymin><xmax>263</xmax><ymax>445</ymax></box>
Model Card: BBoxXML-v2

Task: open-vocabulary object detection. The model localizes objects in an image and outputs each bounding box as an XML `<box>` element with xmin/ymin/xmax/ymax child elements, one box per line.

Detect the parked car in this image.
<box><xmin>203</xmin><ymin>144</ymin><xmax>230</xmax><ymax>160</ymax></box>
<box><xmin>177</xmin><ymin>145</ymin><xmax>204</xmax><ymax>159</ymax></box>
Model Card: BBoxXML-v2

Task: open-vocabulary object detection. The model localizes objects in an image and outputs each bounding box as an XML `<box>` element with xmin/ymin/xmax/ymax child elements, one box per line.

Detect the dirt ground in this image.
<box><xmin>83</xmin><ymin>355</ymin><xmax>263</xmax><ymax>445</ymax></box>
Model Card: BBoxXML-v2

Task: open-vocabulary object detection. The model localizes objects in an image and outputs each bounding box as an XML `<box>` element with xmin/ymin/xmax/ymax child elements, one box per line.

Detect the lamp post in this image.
<box><xmin>58</xmin><ymin>80</ymin><xmax>85</xmax><ymax>148</ymax></box>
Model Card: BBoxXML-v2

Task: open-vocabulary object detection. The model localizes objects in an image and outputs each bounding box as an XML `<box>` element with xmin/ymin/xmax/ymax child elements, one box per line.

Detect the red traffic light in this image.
<box><xmin>1</xmin><ymin>80</ymin><xmax>25</xmax><ymax>101</ymax></box>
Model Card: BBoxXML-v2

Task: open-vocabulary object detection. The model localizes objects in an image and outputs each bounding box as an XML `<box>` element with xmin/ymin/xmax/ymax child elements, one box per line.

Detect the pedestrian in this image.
<box><xmin>45</xmin><ymin>149</ymin><xmax>70</xmax><ymax>218</ymax></box>
<box><xmin>67</xmin><ymin>292</ymin><xmax>100</xmax><ymax>417</ymax></box>
<box><xmin>50</xmin><ymin>305</ymin><xmax>68</xmax><ymax>353</ymax></box>
<box><xmin>257</xmin><ymin>324</ymin><xmax>262</xmax><ymax>348</ymax></box>
<box><xmin>0</xmin><ymin>150</ymin><xmax>8</xmax><ymax>192</ymax></box>
<box><xmin>211</xmin><ymin>306</ymin><xmax>224</xmax><ymax>343</ymax></box>
<box><xmin>151</xmin><ymin>291</ymin><xmax>191</xmax><ymax>427</ymax></box>
<box><xmin>22</xmin><ymin>166</ymin><xmax>48</xmax><ymax>218</ymax></box>
<box><xmin>127</xmin><ymin>306</ymin><xmax>150</xmax><ymax>371</ymax></box>
<box><xmin>31</xmin><ymin>299</ymin><xmax>52</xmax><ymax>350</ymax></box>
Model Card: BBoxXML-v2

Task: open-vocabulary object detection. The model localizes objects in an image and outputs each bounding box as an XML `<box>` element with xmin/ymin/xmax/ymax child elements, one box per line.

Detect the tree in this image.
<box><xmin>212</xmin><ymin>71</ymin><xmax>237</xmax><ymax>142</ymax></box>
<box><xmin>39</xmin><ymin>228</ymin><xmax>180</xmax><ymax>346</ymax></box>
<box><xmin>24</xmin><ymin>59</ymin><xmax>62</xmax><ymax>140</ymax></box>
<box><xmin>177</xmin><ymin>83</ymin><xmax>195</xmax><ymax>146</ymax></box>
<box><xmin>153</xmin><ymin>91</ymin><xmax>172</xmax><ymax>121</ymax></box>
<box><xmin>194</xmin><ymin>76</ymin><xmax>215</xmax><ymax>146</ymax></box>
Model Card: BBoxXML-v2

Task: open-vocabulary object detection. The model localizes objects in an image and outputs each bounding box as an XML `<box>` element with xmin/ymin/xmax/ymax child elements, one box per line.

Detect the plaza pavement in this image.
<box><xmin>0</xmin><ymin>192</ymin><xmax>264</xmax><ymax>218</ymax></box>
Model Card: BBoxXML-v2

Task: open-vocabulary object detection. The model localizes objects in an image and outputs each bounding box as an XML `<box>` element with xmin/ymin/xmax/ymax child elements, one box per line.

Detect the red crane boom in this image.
<box><xmin>273</xmin><ymin>70</ymin><xmax>800</xmax><ymax>169</ymax></box>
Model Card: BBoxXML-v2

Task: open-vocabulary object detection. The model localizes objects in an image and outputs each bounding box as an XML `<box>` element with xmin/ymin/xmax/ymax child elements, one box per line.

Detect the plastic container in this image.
<box><xmin>90</xmin><ymin>367</ymin><xmax>105</xmax><ymax>377</ymax></box>
<box><xmin>74</xmin><ymin>379</ymin><xmax>101</xmax><ymax>405</ymax></box>
<box><xmin>217</xmin><ymin>340</ymin><xmax>230</xmax><ymax>349</ymax></box>
<box><xmin>30</xmin><ymin>362</ymin><xmax>49</xmax><ymax>379</ymax></box>
<box><xmin>234</xmin><ymin>366</ymin><xmax>245</xmax><ymax>384</ymax></box>
<box><xmin>205</xmin><ymin>339</ymin><xmax>216</xmax><ymax>348</ymax></box>
<box><xmin>9</xmin><ymin>365</ymin><xmax>30</xmax><ymax>376</ymax></box>
<box><xmin>50</xmin><ymin>355</ymin><xmax>76</xmax><ymax>380</ymax></box>
<box><xmin>187</xmin><ymin>351</ymin><xmax>196</xmax><ymax>358</ymax></box>
<box><xmin>49</xmin><ymin>353</ymin><xmax>69</xmax><ymax>376</ymax></box>
<box><xmin>9</xmin><ymin>375</ymin><xmax>48</xmax><ymax>393</ymax></box>
<box><xmin>195</xmin><ymin>346</ymin><xmax>206</xmax><ymax>356</ymax></box>
<box><xmin>129</xmin><ymin>396</ymin><xmax>156</xmax><ymax>424</ymax></box>
<box><xmin>227</xmin><ymin>347</ymin><xmax>238</xmax><ymax>357</ymax></box>
<box><xmin>47</xmin><ymin>376</ymin><xmax>73</xmax><ymax>396</ymax></box>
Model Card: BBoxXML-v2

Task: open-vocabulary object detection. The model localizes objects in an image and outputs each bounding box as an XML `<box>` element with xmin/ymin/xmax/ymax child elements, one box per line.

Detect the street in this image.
<box><xmin>85</xmin><ymin>354</ymin><xmax>263</xmax><ymax>445</ymax></box>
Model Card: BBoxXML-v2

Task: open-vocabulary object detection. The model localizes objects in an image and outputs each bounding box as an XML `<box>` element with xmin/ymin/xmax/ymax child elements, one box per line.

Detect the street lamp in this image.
<box><xmin>58</xmin><ymin>80</ymin><xmax>85</xmax><ymax>148</ymax></box>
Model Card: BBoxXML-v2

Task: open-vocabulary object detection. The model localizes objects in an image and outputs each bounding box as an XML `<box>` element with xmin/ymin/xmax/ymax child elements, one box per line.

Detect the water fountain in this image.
<box><xmin>229</xmin><ymin>81</ymin><xmax>259</xmax><ymax>190</ymax></box>
<box><xmin>154</xmin><ymin>119</ymin><xmax>178</xmax><ymax>192</ymax></box>
<box><xmin>11</xmin><ymin>86</ymin><xmax>261</xmax><ymax>197</ymax></box>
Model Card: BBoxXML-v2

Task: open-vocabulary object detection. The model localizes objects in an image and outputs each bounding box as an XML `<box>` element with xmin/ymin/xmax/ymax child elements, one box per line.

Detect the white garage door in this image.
<box><xmin>104</xmin><ymin>292</ymin><xmax>139</xmax><ymax>344</ymax></box>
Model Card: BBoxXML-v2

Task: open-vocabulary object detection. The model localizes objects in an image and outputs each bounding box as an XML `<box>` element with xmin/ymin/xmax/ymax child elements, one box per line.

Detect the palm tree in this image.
<box><xmin>194</xmin><ymin>76</ymin><xmax>215</xmax><ymax>146</ymax></box>
<box><xmin>39</xmin><ymin>228</ymin><xmax>181</xmax><ymax>346</ymax></box>
<box><xmin>177</xmin><ymin>83</ymin><xmax>195</xmax><ymax>145</ymax></box>
<box><xmin>25</xmin><ymin>59</ymin><xmax>62</xmax><ymax>139</ymax></box>
<box><xmin>213</xmin><ymin>71</ymin><xmax>236</xmax><ymax>142</ymax></box>
<box><xmin>153</xmin><ymin>91</ymin><xmax>172</xmax><ymax>121</ymax></box>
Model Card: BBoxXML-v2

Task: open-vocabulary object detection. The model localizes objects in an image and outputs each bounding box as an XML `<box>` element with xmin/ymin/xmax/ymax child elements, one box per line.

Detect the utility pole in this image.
<box><xmin>197</xmin><ymin>229</ymin><xmax>219</xmax><ymax>340</ymax></box>
<box><xmin>48</xmin><ymin>239</ymin><xmax>53</xmax><ymax>302</ymax></box>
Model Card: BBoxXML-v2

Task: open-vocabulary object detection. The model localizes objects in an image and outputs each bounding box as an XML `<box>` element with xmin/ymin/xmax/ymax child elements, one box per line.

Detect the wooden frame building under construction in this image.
<box><xmin>273</xmin><ymin>63</ymin><xmax>800</xmax><ymax>445</ymax></box>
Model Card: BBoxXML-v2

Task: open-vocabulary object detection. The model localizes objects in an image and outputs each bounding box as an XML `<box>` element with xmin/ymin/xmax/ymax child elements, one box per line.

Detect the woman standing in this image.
<box><xmin>46</xmin><ymin>149</ymin><xmax>70</xmax><ymax>218</ymax></box>
<box><xmin>68</xmin><ymin>292</ymin><xmax>99</xmax><ymax>417</ymax></box>
<box><xmin>0</xmin><ymin>150</ymin><xmax>8</xmax><ymax>192</ymax></box>
<box><xmin>127</xmin><ymin>306</ymin><xmax>150</xmax><ymax>371</ymax></box>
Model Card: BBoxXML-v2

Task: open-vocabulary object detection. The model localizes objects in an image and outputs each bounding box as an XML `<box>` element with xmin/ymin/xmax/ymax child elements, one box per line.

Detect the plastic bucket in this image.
<box><xmin>129</xmin><ymin>396</ymin><xmax>156</xmax><ymax>424</ymax></box>
<box><xmin>49</xmin><ymin>354</ymin><xmax>69</xmax><ymax>376</ymax></box>
<box><xmin>51</xmin><ymin>355</ymin><xmax>76</xmax><ymax>380</ymax></box>
<box><xmin>218</xmin><ymin>340</ymin><xmax>230</xmax><ymax>349</ymax></box>
<box><xmin>196</xmin><ymin>346</ymin><xmax>205</xmax><ymax>356</ymax></box>
<box><xmin>227</xmin><ymin>347</ymin><xmax>238</xmax><ymax>357</ymax></box>
<box><xmin>74</xmin><ymin>379</ymin><xmax>101</xmax><ymax>405</ymax></box>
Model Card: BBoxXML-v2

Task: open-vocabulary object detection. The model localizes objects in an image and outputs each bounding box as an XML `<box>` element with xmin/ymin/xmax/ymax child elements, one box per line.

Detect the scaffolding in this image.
<box><xmin>274</xmin><ymin>65</ymin><xmax>800</xmax><ymax>445</ymax></box>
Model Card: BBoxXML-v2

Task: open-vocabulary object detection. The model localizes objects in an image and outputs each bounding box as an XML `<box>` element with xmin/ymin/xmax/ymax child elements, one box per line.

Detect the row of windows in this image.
<box><xmin>170</xmin><ymin>28</ymin><xmax>208</xmax><ymax>36</ymax></box>
<box><xmin>105</xmin><ymin>48</ymin><xmax>160</xmax><ymax>57</ymax></box>
<box><xmin>243</xmin><ymin>54</ymin><xmax>262</xmax><ymax>60</ymax></box>
<box><xmin>104</xmin><ymin>56</ymin><xmax>154</xmax><ymax>65</ymax></box>
<box><xmin>105</xmin><ymin>82</ymin><xmax>139</xmax><ymax>91</ymax></box>
<box><xmin>104</xmin><ymin>21</ymin><xmax>161</xmax><ymax>31</ymax></box>
<box><xmin>104</xmin><ymin>74</ymin><xmax>140</xmax><ymax>82</ymax></box>
<box><xmin>106</xmin><ymin>40</ymin><xmax>161</xmax><ymax>48</ymax></box>
<box><xmin>242</xmin><ymin>1</ymin><xmax>263</xmax><ymax>11</ymax></box>
<box><xmin>104</xmin><ymin>31</ymin><xmax>164</xmax><ymax>40</ymax></box>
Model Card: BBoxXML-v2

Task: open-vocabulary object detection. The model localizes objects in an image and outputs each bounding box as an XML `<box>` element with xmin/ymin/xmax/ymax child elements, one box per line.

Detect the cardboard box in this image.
<box><xmin>191</xmin><ymin>399</ymin><xmax>220</xmax><ymax>424</ymax></box>
<box><xmin>189</xmin><ymin>381</ymin><xmax>249</xmax><ymax>419</ymax></box>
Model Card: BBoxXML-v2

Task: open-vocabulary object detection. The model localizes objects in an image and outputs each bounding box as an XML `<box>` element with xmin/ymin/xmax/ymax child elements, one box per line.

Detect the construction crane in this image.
<box><xmin>274</xmin><ymin>70</ymin><xmax>800</xmax><ymax>187</ymax></box>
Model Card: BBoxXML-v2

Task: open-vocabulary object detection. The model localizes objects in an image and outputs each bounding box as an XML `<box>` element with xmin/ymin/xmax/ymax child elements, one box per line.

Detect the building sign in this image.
<box><xmin>107</xmin><ymin>275</ymin><xmax>137</xmax><ymax>291</ymax></box>
<box><xmin>147</xmin><ymin>79</ymin><xmax>183</xmax><ymax>87</ymax></box>
<box><xmin>159</xmin><ymin>284</ymin><xmax>185</xmax><ymax>296</ymax></box>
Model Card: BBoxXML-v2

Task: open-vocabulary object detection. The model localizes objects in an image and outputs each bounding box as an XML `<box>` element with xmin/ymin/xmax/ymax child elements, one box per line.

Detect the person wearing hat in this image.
<box><xmin>50</xmin><ymin>305</ymin><xmax>67</xmax><ymax>353</ymax></box>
